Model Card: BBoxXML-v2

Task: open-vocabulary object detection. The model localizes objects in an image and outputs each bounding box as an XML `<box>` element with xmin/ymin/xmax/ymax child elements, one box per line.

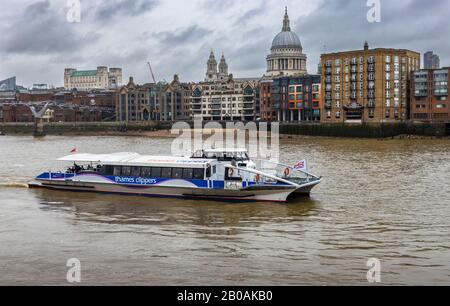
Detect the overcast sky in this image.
<box><xmin>1</xmin><ymin>0</ymin><xmax>449</xmax><ymax>87</ymax></box>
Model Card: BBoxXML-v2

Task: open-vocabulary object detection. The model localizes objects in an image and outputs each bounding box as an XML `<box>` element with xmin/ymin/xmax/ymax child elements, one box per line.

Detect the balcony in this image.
<box><xmin>415</xmin><ymin>90</ymin><xmax>428</xmax><ymax>97</ymax></box>
<box><xmin>434</xmin><ymin>89</ymin><xmax>448</xmax><ymax>96</ymax></box>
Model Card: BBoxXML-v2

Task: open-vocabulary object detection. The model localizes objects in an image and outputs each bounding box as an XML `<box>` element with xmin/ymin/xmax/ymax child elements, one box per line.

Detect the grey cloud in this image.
<box><xmin>2</xmin><ymin>0</ymin><xmax>450</xmax><ymax>87</ymax></box>
<box><xmin>0</xmin><ymin>0</ymin><xmax>99</xmax><ymax>55</ymax></box>
<box><xmin>96</xmin><ymin>0</ymin><xmax>159</xmax><ymax>20</ymax></box>
<box><xmin>296</xmin><ymin>0</ymin><xmax>450</xmax><ymax>71</ymax></box>
<box><xmin>156</xmin><ymin>25</ymin><xmax>213</xmax><ymax>48</ymax></box>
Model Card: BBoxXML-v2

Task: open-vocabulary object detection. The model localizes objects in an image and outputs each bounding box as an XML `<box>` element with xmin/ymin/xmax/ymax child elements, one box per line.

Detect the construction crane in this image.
<box><xmin>147</xmin><ymin>61</ymin><xmax>156</xmax><ymax>84</ymax></box>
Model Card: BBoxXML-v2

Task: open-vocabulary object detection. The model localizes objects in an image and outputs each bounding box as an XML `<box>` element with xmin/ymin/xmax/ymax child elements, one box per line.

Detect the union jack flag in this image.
<box><xmin>293</xmin><ymin>160</ymin><xmax>307</xmax><ymax>171</ymax></box>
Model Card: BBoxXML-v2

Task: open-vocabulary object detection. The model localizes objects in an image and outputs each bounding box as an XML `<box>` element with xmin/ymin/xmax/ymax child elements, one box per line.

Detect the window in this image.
<box><xmin>161</xmin><ymin>168</ymin><xmax>172</xmax><ymax>178</ymax></box>
<box><xmin>101</xmin><ymin>165</ymin><xmax>114</xmax><ymax>176</ymax></box>
<box><xmin>131</xmin><ymin>167</ymin><xmax>141</xmax><ymax>177</ymax></box>
<box><xmin>172</xmin><ymin>168</ymin><xmax>183</xmax><ymax>179</ymax></box>
<box><xmin>113</xmin><ymin>166</ymin><xmax>121</xmax><ymax>176</ymax></box>
<box><xmin>122</xmin><ymin>167</ymin><xmax>131</xmax><ymax>176</ymax></box>
<box><xmin>151</xmin><ymin>167</ymin><xmax>162</xmax><ymax>178</ymax></box>
<box><xmin>193</xmin><ymin>168</ymin><xmax>204</xmax><ymax>180</ymax></box>
<box><xmin>183</xmin><ymin>168</ymin><xmax>194</xmax><ymax>180</ymax></box>
<box><xmin>141</xmin><ymin>167</ymin><xmax>152</xmax><ymax>177</ymax></box>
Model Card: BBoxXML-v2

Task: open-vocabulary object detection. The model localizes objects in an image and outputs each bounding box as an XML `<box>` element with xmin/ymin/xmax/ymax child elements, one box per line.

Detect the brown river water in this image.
<box><xmin>0</xmin><ymin>135</ymin><xmax>449</xmax><ymax>285</ymax></box>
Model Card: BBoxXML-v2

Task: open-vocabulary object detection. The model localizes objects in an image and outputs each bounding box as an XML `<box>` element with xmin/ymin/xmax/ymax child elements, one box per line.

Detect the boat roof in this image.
<box><xmin>58</xmin><ymin>152</ymin><xmax>211</xmax><ymax>168</ymax></box>
<box><xmin>203</xmin><ymin>148</ymin><xmax>248</xmax><ymax>153</ymax></box>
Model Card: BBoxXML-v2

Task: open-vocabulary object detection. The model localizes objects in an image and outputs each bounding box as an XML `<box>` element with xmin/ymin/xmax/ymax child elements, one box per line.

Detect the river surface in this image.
<box><xmin>0</xmin><ymin>135</ymin><xmax>449</xmax><ymax>285</ymax></box>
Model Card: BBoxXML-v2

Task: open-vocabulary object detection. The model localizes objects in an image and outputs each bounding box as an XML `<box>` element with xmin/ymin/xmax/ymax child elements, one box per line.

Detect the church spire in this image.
<box><xmin>282</xmin><ymin>6</ymin><xmax>291</xmax><ymax>32</ymax></box>
<box><xmin>219</xmin><ymin>53</ymin><xmax>228</xmax><ymax>78</ymax></box>
<box><xmin>206</xmin><ymin>49</ymin><xmax>218</xmax><ymax>81</ymax></box>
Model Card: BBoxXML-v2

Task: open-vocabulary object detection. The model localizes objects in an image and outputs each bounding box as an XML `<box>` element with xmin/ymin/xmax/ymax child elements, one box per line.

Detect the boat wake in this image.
<box><xmin>0</xmin><ymin>182</ymin><xmax>29</xmax><ymax>189</ymax></box>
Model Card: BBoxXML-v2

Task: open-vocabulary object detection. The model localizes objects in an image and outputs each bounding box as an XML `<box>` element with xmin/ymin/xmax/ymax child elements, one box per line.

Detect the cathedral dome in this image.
<box><xmin>266</xmin><ymin>7</ymin><xmax>307</xmax><ymax>77</ymax></box>
<box><xmin>271</xmin><ymin>31</ymin><xmax>302</xmax><ymax>50</ymax></box>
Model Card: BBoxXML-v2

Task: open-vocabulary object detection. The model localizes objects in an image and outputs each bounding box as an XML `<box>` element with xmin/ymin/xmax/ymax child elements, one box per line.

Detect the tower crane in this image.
<box><xmin>147</xmin><ymin>61</ymin><xmax>156</xmax><ymax>84</ymax></box>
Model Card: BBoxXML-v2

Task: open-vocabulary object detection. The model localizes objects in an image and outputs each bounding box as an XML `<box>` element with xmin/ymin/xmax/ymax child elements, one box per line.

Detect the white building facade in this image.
<box><xmin>64</xmin><ymin>66</ymin><xmax>122</xmax><ymax>90</ymax></box>
<box><xmin>192</xmin><ymin>51</ymin><xmax>260</xmax><ymax>121</ymax></box>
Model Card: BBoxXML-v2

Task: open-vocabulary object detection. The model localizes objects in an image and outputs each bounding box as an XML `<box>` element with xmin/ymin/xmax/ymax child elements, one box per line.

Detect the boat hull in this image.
<box><xmin>29</xmin><ymin>177</ymin><xmax>321</xmax><ymax>203</ymax></box>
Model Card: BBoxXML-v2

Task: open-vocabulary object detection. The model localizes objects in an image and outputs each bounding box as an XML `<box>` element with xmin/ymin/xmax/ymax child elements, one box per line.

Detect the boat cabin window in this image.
<box><xmin>183</xmin><ymin>168</ymin><xmax>194</xmax><ymax>179</ymax></box>
<box><xmin>108</xmin><ymin>166</ymin><xmax>206</xmax><ymax>180</ymax></box>
<box><xmin>141</xmin><ymin>167</ymin><xmax>152</xmax><ymax>177</ymax></box>
<box><xmin>161</xmin><ymin>168</ymin><xmax>172</xmax><ymax>178</ymax></box>
<box><xmin>193</xmin><ymin>150</ymin><xmax>249</xmax><ymax>161</ymax></box>
<box><xmin>151</xmin><ymin>167</ymin><xmax>162</xmax><ymax>178</ymax></box>
<box><xmin>131</xmin><ymin>167</ymin><xmax>141</xmax><ymax>177</ymax></box>
<box><xmin>122</xmin><ymin>166</ymin><xmax>132</xmax><ymax>177</ymax></box>
<box><xmin>100</xmin><ymin>165</ymin><xmax>114</xmax><ymax>176</ymax></box>
<box><xmin>172</xmin><ymin>168</ymin><xmax>183</xmax><ymax>179</ymax></box>
<box><xmin>113</xmin><ymin>166</ymin><xmax>121</xmax><ymax>176</ymax></box>
<box><xmin>193</xmin><ymin>168</ymin><xmax>204</xmax><ymax>180</ymax></box>
<box><xmin>205</xmin><ymin>165</ymin><xmax>212</xmax><ymax>178</ymax></box>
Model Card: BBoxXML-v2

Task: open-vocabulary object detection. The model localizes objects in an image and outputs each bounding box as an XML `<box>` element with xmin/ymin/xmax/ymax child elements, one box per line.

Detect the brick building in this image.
<box><xmin>320</xmin><ymin>42</ymin><xmax>420</xmax><ymax>123</ymax></box>
<box><xmin>0</xmin><ymin>89</ymin><xmax>117</xmax><ymax>123</ymax></box>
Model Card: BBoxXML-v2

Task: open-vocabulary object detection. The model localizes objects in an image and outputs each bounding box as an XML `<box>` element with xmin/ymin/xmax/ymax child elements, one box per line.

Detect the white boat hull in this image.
<box><xmin>30</xmin><ymin>178</ymin><xmax>321</xmax><ymax>203</ymax></box>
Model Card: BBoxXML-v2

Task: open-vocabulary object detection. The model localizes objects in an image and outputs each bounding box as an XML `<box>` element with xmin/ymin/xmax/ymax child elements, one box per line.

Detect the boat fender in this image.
<box><xmin>284</xmin><ymin>168</ymin><xmax>290</xmax><ymax>177</ymax></box>
<box><xmin>255</xmin><ymin>174</ymin><xmax>261</xmax><ymax>183</ymax></box>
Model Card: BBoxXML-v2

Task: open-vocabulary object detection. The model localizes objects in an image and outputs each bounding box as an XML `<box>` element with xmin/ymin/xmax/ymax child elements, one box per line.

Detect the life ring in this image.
<box><xmin>228</xmin><ymin>168</ymin><xmax>235</xmax><ymax>177</ymax></box>
<box><xmin>284</xmin><ymin>168</ymin><xmax>290</xmax><ymax>177</ymax></box>
<box><xmin>255</xmin><ymin>174</ymin><xmax>261</xmax><ymax>183</ymax></box>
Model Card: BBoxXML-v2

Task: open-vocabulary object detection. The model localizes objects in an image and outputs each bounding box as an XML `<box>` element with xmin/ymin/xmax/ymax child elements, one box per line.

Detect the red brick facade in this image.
<box><xmin>0</xmin><ymin>89</ymin><xmax>117</xmax><ymax>123</ymax></box>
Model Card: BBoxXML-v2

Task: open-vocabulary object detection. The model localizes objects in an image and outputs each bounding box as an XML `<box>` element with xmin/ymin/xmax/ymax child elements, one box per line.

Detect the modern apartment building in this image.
<box><xmin>261</xmin><ymin>75</ymin><xmax>321</xmax><ymax>122</ymax></box>
<box><xmin>411</xmin><ymin>68</ymin><xmax>449</xmax><ymax>122</ymax></box>
<box><xmin>320</xmin><ymin>42</ymin><xmax>420</xmax><ymax>123</ymax></box>
<box><xmin>424</xmin><ymin>51</ymin><xmax>440</xmax><ymax>70</ymax></box>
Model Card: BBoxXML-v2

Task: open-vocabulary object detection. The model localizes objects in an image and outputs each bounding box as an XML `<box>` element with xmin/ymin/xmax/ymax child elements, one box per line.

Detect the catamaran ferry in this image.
<box><xmin>29</xmin><ymin>149</ymin><xmax>322</xmax><ymax>203</ymax></box>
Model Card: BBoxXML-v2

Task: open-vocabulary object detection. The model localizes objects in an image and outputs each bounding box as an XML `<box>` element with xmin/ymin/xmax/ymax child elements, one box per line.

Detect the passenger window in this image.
<box><xmin>141</xmin><ymin>167</ymin><xmax>152</xmax><ymax>177</ymax></box>
<box><xmin>101</xmin><ymin>165</ymin><xmax>114</xmax><ymax>175</ymax></box>
<box><xmin>193</xmin><ymin>168</ymin><xmax>204</xmax><ymax>180</ymax></box>
<box><xmin>122</xmin><ymin>167</ymin><xmax>131</xmax><ymax>176</ymax></box>
<box><xmin>205</xmin><ymin>165</ymin><xmax>212</xmax><ymax>178</ymax></box>
<box><xmin>161</xmin><ymin>168</ymin><xmax>172</xmax><ymax>178</ymax></box>
<box><xmin>113</xmin><ymin>166</ymin><xmax>121</xmax><ymax>176</ymax></box>
<box><xmin>131</xmin><ymin>167</ymin><xmax>141</xmax><ymax>177</ymax></box>
<box><xmin>182</xmin><ymin>168</ymin><xmax>193</xmax><ymax>179</ymax></box>
<box><xmin>151</xmin><ymin>167</ymin><xmax>162</xmax><ymax>178</ymax></box>
<box><xmin>172</xmin><ymin>168</ymin><xmax>183</xmax><ymax>179</ymax></box>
